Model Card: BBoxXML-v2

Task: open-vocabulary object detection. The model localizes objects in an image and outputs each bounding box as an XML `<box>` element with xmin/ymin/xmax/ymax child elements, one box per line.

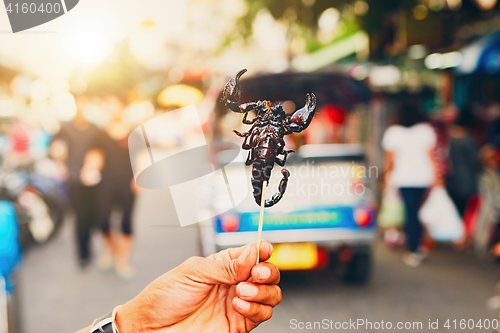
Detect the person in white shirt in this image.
<box><xmin>382</xmin><ymin>98</ymin><xmax>440</xmax><ymax>267</ymax></box>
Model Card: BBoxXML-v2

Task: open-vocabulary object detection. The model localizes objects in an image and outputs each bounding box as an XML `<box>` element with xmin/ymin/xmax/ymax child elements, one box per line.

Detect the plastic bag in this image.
<box><xmin>418</xmin><ymin>187</ymin><xmax>464</xmax><ymax>241</ymax></box>
<box><xmin>378</xmin><ymin>187</ymin><xmax>404</xmax><ymax>228</ymax></box>
<box><xmin>0</xmin><ymin>201</ymin><xmax>21</xmax><ymax>293</ymax></box>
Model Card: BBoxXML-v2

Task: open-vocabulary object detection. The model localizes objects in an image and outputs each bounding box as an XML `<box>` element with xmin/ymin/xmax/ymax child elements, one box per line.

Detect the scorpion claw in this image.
<box><xmin>286</xmin><ymin>93</ymin><xmax>317</xmax><ymax>133</ymax></box>
<box><xmin>223</xmin><ymin>69</ymin><xmax>247</xmax><ymax>104</ymax></box>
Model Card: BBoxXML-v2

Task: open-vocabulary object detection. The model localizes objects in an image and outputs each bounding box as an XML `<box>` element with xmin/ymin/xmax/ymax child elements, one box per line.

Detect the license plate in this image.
<box><xmin>267</xmin><ymin>242</ymin><xmax>318</xmax><ymax>270</ymax></box>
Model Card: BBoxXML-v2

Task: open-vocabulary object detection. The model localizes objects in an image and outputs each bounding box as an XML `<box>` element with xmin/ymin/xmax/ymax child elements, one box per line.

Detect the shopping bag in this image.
<box><xmin>418</xmin><ymin>187</ymin><xmax>464</xmax><ymax>241</ymax></box>
<box><xmin>0</xmin><ymin>201</ymin><xmax>21</xmax><ymax>293</ymax></box>
<box><xmin>463</xmin><ymin>195</ymin><xmax>480</xmax><ymax>240</ymax></box>
<box><xmin>378</xmin><ymin>187</ymin><xmax>404</xmax><ymax>228</ymax></box>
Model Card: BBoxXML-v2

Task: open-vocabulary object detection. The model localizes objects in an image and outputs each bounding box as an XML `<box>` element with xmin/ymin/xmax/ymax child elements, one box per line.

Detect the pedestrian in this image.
<box><xmin>430</xmin><ymin>103</ymin><xmax>458</xmax><ymax>185</ymax></box>
<box><xmin>83</xmin><ymin>117</ymin><xmax>136</xmax><ymax>279</ymax></box>
<box><xmin>50</xmin><ymin>96</ymin><xmax>104</xmax><ymax>268</ymax></box>
<box><xmin>474</xmin><ymin>145</ymin><xmax>500</xmax><ymax>256</ymax></box>
<box><xmin>445</xmin><ymin>107</ymin><xmax>480</xmax><ymax>217</ymax></box>
<box><xmin>382</xmin><ymin>97</ymin><xmax>440</xmax><ymax>267</ymax></box>
<box><xmin>76</xmin><ymin>241</ymin><xmax>281</xmax><ymax>333</ymax></box>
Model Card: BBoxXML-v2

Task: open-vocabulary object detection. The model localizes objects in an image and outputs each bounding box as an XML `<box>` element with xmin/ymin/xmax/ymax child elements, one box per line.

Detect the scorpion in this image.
<box><xmin>223</xmin><ymin>69</ymin><xmax>317</xmax><ymax>207</ymax></box>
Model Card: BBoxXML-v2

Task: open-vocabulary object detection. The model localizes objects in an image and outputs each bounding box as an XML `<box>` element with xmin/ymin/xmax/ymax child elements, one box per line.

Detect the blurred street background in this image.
<box><xmin>1</xmin><ymin>0</ymin><xmax>500</xmax><ymax>332</ymax></box>
<box><xmin>16</xmin><ymin>188</ymin><xmax>499</xmax><ymax>332</ymax></box>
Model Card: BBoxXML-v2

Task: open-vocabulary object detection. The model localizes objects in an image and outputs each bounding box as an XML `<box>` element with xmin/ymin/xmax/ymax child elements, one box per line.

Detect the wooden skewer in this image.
<box><xmin>256</xmin><ymin>180</ymin><xmax>267</xmax><ymax>265</ymax></box>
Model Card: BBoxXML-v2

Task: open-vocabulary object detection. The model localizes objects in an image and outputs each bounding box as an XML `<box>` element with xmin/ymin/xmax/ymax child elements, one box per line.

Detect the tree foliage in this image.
<box><xmin>237</xmin><ymin>0</ymin><xmax>417</xmax><ymax>37</ymax></box>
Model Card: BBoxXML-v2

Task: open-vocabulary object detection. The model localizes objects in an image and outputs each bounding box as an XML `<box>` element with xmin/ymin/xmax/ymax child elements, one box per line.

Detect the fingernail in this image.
<box><xmin>234</xmin><ymin>298</ymin><xmax>250</xmax><ymax>311</ymax></box>
<box><xmin>266</xmin><ymin>241</ymin><xmax>273</xmax><ymax>254</ymax></box>
<box><xmin>238</xmin><ymin>283</ymin><xmax>258</xmax><ymax>297</ymax></box>
<box><xmin>257</xmin><ymin>266</ymin><xmax>271</xmax><ymax>280</ymax></box>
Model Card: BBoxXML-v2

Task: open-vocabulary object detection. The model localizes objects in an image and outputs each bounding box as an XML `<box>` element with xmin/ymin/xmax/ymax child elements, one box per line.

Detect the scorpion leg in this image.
<box><xmin>242</xmin><ymin>127</ymin><xmax>261</xmax><ymax>150</ymax></box>
<box><xmin>245</xmin><ymin>151</ymin><xmax>252</xmax><ymax>166</ymax></box>
<box><xmin>275</xmin><ymin>157</ymin><xmax>285</xmax><ymax>167</ymax></box>
<box><xmin>233</xmin><ymin>130</ymin><xmax>249</xmax><ymax>137</ymax></box>
<box><xmin>242</xmin><ymin>137</ymin><xmax>252</xmax><ymax>150</ymax></box>
<box><xmin>234</xmin><ymin>130</ymin><xmax>254</xmax><ymax>150</ymax></box>
<box><xmin>242</xmin><ymin>130</ymin><xmax>260</xmax><ymax>150</ymax></box>
<box><xmin>275</xmin><ymin>150</ymin><xmax>295</xmax><ymax>167</ymax></box>
<box><xmin>242</xmin><ymin>111</ymin><xmax>257</xmax><ymax>125</ymax></box>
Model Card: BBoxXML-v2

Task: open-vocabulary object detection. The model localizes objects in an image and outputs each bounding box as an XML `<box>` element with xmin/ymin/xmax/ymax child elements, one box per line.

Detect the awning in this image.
<box><xmin>457</xmin><ymin>30</ymin><xmax>500</xmax><ymax>74</ymax></box>
<box><xmin>291</xmin><ymin>31</ymin><xmax>369</xmax><ymax>72</ymax></box>
<box><xmin>216</xmin><ymin>72</ymin><xmax>371</xmax><ymax>115</ymax></box>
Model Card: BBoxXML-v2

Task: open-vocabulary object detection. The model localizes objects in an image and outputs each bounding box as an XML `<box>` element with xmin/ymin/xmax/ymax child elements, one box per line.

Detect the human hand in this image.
<box><xmin>381</xmin><ymin>171</ymin><xmax>391</xmax><ymax>190</ymax></box>
<box><xmin>80</xmin><ymin>149</ymin><xmax>104</xmax><ymax>186</ymax></box>
<box><xmin>115</xmin><ymin>241</ymin><xmax>281</xmax><ymax>333</ymax></box>
<box><xmin>433</xmin><ymin>176</ymin><xmax>444</xmax><ymax>188</ymax></box>
<box><xmin>130</xmin><ymin>178</ymin><xmax>141</xmax><ymax>194</ymax></box>
<box><xmin>79</xmin><ymin>168</ymin><xmax>101</xmax><ymax>186</ymax></box>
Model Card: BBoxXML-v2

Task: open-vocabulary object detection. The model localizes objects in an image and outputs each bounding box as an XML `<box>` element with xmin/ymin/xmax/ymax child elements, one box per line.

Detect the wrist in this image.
<box><xmin>115</xmin><ymin>301</ymin><xmax>148</xmax><ymax>333</ymax></box>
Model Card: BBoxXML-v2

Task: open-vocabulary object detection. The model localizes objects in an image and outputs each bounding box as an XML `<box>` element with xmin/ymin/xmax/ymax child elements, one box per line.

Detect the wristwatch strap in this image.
<box><xmin>90</xmin><ymin>306</ymin><xmax>122</xmax><ymax>333</ymax></box>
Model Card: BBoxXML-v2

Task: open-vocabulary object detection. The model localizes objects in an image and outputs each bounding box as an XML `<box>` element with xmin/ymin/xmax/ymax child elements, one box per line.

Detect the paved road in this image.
<box><xmin>16</xmin><ymin>188</ymin><xmax>500</xmax><ymax>333</ymax></box>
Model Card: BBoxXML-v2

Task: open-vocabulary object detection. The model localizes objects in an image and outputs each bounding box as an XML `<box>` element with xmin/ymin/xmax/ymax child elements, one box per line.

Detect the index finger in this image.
<box><xmin>209</xmin><ymin>240</ymin><xmax>273</xmax><ymax>262</ymax></box>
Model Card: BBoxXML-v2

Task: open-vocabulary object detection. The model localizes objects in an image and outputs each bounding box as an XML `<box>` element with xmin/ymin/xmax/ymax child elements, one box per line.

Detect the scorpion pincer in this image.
<box><xmin>222</xmin><ymin>69</ymin><xmax>317</xmax><ymax>207</ymax></box>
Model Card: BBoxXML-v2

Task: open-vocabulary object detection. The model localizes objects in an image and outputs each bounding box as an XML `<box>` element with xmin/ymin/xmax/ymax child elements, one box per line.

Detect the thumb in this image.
<box><xmin>180</xmin><ymin>243</ymin><xmax>258</xmax><ymax>285</ymax></box>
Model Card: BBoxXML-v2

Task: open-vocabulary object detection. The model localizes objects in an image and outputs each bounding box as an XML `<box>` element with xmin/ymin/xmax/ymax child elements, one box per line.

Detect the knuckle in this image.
<box><xmin>224</xmin><ymin>259</ymin><xmax>239</xmax><ymax>284</ymax></box>
<box><xmin>262</xmin><ymin>307</ymin><xmax>273</xmax><ymax>321</ymax></box>
<box><xmin>179</xmin><ymin>256</ymin><xmax>205</xmax><ymax>277</ymax></box>
<box><xmin>275</xmin><ymin>287</ymin><xmax>282</xmax><ymax>305</ymax></box>
<box><xmin>184</xmin><ymin>256</ymin><xmax>202</xmax><ymax>267</ymax></box>
<box><xmin>273</xmin><ymin>265</ymin><xmax>281</xmax><ymax>284</ymax></box>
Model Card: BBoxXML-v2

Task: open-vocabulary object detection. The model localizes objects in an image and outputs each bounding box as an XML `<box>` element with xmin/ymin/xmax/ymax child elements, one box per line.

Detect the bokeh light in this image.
<box><xmin>129</xmin><ymin>21</ymin><xmax>171</xmax><ymax>69</ymax></box>
<box><xmin>318</xmin><ymin>8</ymin><xmax>340</xmax><ymax>34</ymax></box>
<box><xmin>157</xmin><ymin>84</ymin><xmax>204</xmax><ymax>108</ymax></box>
<box><xmin>0</xmin><ymin>96</ymin><xmax>15</xmax><ymax>117</ymax></box>
<box><xmin>51</xmin><ymin>91</ymin><xmax>77</xmax><ymax>121</ymax></box>
<box><xmin>29</xmin><ymin>79</ymin><xmax>51</xmax><ymax>101</ymax></box>
<box><xmin>59</xmin><ymin>19</ymin><xmax>113</xmax><ymax>68</ymax></box>
<box><xmin>447</xmin><ymin>0</ymin><xmax>462</xmax><ymax>9</ymax></box>
<box><xmin>413</xmin><ymin>5</ymin><xmax>429</xmax><ymax>20</ymax></box>
<box><xmin>354</xmin><ymin>1</ymin><xmax>369</xmax><ymax>16</ymax></box>
<box><xmin>476</xmin><ymin>0</ymin><xmax>498</xmax><ymax>10</ymax></box>
<box><xmin>122</xmin><ymin>101</ymin><xmax>155</xmax><ymax>124</ymax></box>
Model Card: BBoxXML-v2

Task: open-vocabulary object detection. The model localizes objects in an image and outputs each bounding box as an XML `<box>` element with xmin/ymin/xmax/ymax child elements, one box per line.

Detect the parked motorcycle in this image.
<box><xmin>0</xmin><ymin>158</ymin><xmax>66</xmax><ymax>249</ymax></box>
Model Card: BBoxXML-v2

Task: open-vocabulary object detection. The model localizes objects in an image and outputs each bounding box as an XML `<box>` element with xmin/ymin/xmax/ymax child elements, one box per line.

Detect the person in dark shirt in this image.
<box><xmin>86</xmin><ymin>119</ymin><xmax>137</xmax><ymax>279</ymax></box>
<box><xmin>445</xmin><ymin>107</ymin><xmax>481</xmax><ymax>248</ymax></box>
<box><xmin>445</xmin><ymin>108</ymin><xmax>480</xmax><ymax>217</ymax></box>
<box><xmin>51</xmin><ymin>103</ymin><xmax>104</xmax><ymax>268</ymax></box>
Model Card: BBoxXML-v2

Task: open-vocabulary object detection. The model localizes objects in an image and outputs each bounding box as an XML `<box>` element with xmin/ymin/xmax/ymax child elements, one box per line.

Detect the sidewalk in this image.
<box><xmin>17</xmin><ymin>188</ymin><xmax>200</xmax><ymax>333</ymax></box>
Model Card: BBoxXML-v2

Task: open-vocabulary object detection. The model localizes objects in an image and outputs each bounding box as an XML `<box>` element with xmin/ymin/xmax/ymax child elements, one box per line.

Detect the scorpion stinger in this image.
<box><xmin>223</xmin><ymin>69</ymin><xmax>317</xmax><ymax>207</ymax></box>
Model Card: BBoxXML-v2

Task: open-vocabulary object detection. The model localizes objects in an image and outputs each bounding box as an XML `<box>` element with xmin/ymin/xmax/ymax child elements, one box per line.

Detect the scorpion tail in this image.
<box><xmin>252</xmin><ymin>168</ymin><xmax>290</xmax><ymax>208</ymax></box>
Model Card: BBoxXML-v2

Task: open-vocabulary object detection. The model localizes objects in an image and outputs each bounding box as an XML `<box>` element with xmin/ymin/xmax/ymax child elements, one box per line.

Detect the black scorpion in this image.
<box><xmin>223</xmin><ymin>69</ymin><xmax>317</xmax><ymax>207</ymax></box>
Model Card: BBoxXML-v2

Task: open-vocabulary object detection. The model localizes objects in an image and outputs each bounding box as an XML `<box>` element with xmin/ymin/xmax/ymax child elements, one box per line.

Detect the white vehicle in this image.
<box><xmin>200</xmin><ymin>72</ymin><xmax>376</xmax><ymax>283</ymax></box>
